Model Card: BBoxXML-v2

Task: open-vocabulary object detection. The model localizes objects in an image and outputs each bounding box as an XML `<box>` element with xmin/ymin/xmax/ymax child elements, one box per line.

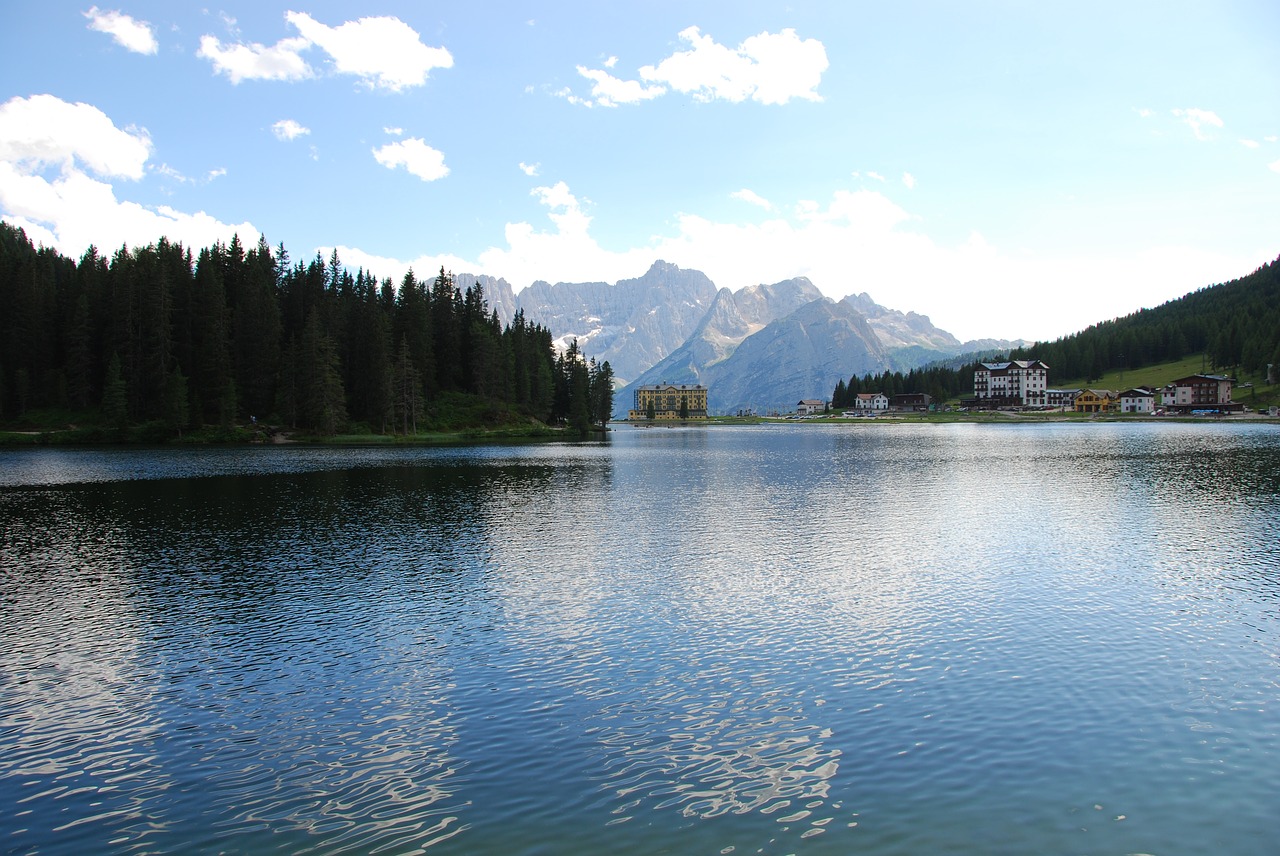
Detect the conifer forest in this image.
<box><xmin>0</xmin><ymin>223</ymin><xmax>614</xmax><ymax>437</ymax></box>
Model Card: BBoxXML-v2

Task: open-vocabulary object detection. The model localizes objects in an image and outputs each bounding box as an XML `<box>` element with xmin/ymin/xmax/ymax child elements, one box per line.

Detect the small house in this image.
<box><xmin>854</xmin><ymin>392</ymin><xmax>889</xmax><ymax>411</ymax></box>
<box><xmin>1046</xmin><ymin>389</ymin><xmax>1081</xmax><ymax>409</ymax></box>
<box><xmin>1117</xmin><ymin>388</ymin><xmax>1155</xmax><ymax>413</ymax></box>
<box><xmin>889</xmin><ymin>393</ymin><xmax>932</xmax><ymax>411</ymax></box>
<box><xmin>1073</xmin><ymin>389</ymin><xmax>1115</xmax><ymax>413</ymax></box>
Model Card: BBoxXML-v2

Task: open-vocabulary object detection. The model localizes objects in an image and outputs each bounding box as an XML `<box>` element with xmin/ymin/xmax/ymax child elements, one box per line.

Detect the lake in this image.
<box><xmin>2</xmin><ymin>422</ymin><xmax>1278</xmax><ymax>855</ymax></box>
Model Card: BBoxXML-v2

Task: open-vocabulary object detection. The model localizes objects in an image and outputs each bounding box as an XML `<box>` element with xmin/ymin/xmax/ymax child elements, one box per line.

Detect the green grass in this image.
<box><xmin>1054</xmin><ymin>354</ymin><xmax>1210</xmax><ymax>392</ymax></box>
<box><xmin>1054</xmin><ymin>353</ymin><xmax>1280</xmax><ymax>410</ymax></box>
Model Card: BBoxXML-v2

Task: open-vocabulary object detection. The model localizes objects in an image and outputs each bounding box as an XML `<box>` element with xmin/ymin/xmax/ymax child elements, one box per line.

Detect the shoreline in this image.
<box><xmin>622</xmin><ymin>410</ymin><xmax>1279</xmax><ymax>427</ymax></box>
<box><xmin>4</xmin><ymin>412</ymin><xmax>1274</xmax><ymax>448</ymax></box>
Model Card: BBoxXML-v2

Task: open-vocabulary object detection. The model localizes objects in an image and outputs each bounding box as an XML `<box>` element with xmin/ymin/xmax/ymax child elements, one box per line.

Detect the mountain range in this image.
<box><xmin>458</xmin><ymin>261</ymin><xmax>1023</xmax><ymax>416</ymax></box>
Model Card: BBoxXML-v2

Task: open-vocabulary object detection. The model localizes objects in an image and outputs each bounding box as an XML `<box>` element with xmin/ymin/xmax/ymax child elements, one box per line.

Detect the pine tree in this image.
<box><xmin>589</xmin><ymin>359</ymin><xmax>615</xmax><ymax>425</ymax></box>
<box><xmin>430</xmin><ymin>267</ymin><xmax>461</xmax><ymax>393</ymax></box>
<box><xmin>164</xmin><ymin>364</ymin><xmax>190</xmax><ymax>437</ymax></box>
<box><xmin>569</xmin><ymin>359</ymin><xmax>590</xmax><ymax>435</ymax></box>
<box><xmin>297</xmin><ymin>310</ymin><xmax>346</xmax><ymax>435</ymax></box>
<box><xmin>102</xmin><ymin>352</ymin><xmax>128</xmax><ymax>430</ymax></box>
<box><xmin>393</xmin><ymin>336</ymin><xmax>423</xmax><ymax>435</ymax></box>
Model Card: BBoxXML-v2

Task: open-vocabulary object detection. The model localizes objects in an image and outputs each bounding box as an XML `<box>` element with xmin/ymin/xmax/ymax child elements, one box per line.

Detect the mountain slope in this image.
<box><xmin>842</xmin><ymin>292</ymin><xmax>962</xmax><ymax>352</ymax></box>
<box><xmin>624</xmin><ymin>297</ymin><xmax>888</xmax><ymax>415</ymax></box>
<box><xmin>628</xmin><ymin>277</ymin><xmax>825</xmax><ymax>386</ymax></box>
<box><xmin>456</xmin><ymin>273</ymin><xmax>517</xmax><ymax>326</ymax></box>
<box><xmin>1011</xmin><ymin>255</ymin><xmax>1280</xmax><ymax>382</ymax></box>
<box><xmin>513</xmin><ymin>261</ymin><xmax>718</xmax><ymax>384</ymax></box>
<box><xmin>455</xmin><ymin>261</ymin><xmax>1024</xmax><ymax>416</ymax></box>
<box><xmin>708</xmin><ymin>298</ymin><xmax>888</xmax><ymax>414</ymax></box>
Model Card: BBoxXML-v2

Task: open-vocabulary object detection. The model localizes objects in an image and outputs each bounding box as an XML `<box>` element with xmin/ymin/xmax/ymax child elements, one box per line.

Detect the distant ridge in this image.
<box><xmin>457</xmin><ymin>260</ymin><xmax>1030</xmax><ymax>415</ymax></box>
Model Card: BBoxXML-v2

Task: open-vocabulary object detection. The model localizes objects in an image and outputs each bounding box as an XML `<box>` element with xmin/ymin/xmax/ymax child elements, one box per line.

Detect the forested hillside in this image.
<box><xmin>831</xmin><ymin>358</ymin><xmax>994</xmax><ymax>410</ymax></box>
<box><xmin>1010</xmin><ymin>256</ymin><xmax>1280</xmax><ymax>382</ymax></box>
<box><xmin>0</xmin><ymin>223</ymin><xmax>613</xmax><ymax>437</ymax></box>
<box><xmin>833</xmin><ymin>255</ymin><xmax>1280</xmax><ymax>405</ymax></box>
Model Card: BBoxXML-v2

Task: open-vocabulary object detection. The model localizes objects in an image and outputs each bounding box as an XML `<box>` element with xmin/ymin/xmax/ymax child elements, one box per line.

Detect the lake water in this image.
<box><xmin>2</xmin><ymin>422</ymin><xmax>1278</xmax><ymax>855</ymax></box>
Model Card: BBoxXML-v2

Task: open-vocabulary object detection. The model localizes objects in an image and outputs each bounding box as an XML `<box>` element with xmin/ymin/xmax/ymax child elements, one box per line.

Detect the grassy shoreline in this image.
<box><xmin>4</xmin><ymin>408</ymin><xmax>1274</xmax><ymax>448</ymax></box>
<box><xmin>627</xmin><ymin>410</ymin><xmax>1279</xmax><ymax>428</ymax></box>
<box><xmin>0</xmin><ymin>419</ymin><xmax>575</xmax><ymax>448</ymax></box>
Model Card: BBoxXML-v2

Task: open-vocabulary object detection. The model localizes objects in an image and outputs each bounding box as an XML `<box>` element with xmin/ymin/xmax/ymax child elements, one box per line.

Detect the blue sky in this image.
<box><xmin>2</xmin><ymin>2</ymin><xmax>1277</xmax><ymax>342</ymax></box>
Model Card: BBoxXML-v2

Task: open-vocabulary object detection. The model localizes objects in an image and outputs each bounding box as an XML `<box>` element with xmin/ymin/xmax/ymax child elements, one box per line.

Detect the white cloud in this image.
<box><xmin>284</xmin><ymin>12</ymin><xmax>452</xmax><ymax>91</ymax></box>
<box><xmin>323</xmin><ymin>172</ymin><xmax>1270</xmax><ymax>342</ymax></box>
<box><xmin>642</xmin><ymin>27</ymin><xmax>827</xmax><ymax>105</ymax></box>
<box><xmin>0</xmin><ymin>94</ymin><xmax>151</xmax><ymax>179</ymax></box>
<box><xmin>372</xmin><ymin>138</ymin><xmax>449</xmax><ymax>181</ymax></box>
<box><xmin>865</xmin><ymin>171</ymin><xmax>885</xmax><ymax>182</ymax></box>
<box><xmin>1267</xmin><ymin>136</ymin><xmax>1278</xmax><ymax>143</ymax></box>
<box><xmin>902</xmin><ymin>172</ymin><xmax>916</xmax><ymax>190</ymax></box>
<box><xmin>531</xmin><ymin>181</ymin><xmax>583</xmax><ymax>220</ymax></box>
<box><xmin>84</xmin><ymin>6</ymin><xmax>158</xmax><ymax>54</ymax></box>
<box><xmin>731</xmin><ymin>188</ymin><xmax>772</xmax><ymax>210</ymax></box>
<box><xmin>0</xmin><ymin>95</ymin><xmax>256</xmax><ymax>256</ymax></box>
<box><xmin>566</xmin><ymin>26</ymin><xmax>827</xmax><ymax>107</ymax></box>
<box><xmin>519</xmin><ymin>162</ymin><xmax>540</xmax><ymax>177</ymax></box>
<box><xmin>429</xmin><ymin>182</ymin><xmax>1260</xmax><ymax>342</ymax></box>
<box><xmin>197</xmin><ymin>34</ymin><xmax>312</xmax><ymax>84</ymax></box>
<box><xmin>1</xmin><ymin>163</ymin><xmax>257</xmax><ymax>257</ymax></box>
<box><xmin>1269</xmin><ymin>159</ymin><xmax>1280</xmax><ymax>174</ymax></box>
<box><xmin>198</xmin><ymin>13</ymin><xmax>450</xmax><ymax>90</ymax></box>
<box><xmin>472</xmin><ymin>181</ymin><xmax>658</xmax><ymax>287</ymax></box>
<box><xmin>272</xmin><ymin>119</ymin><xmax>310</xmax><ymax>141</ymax></box>
<box><xmin>1172</xmin><ymin>107</ymin><xmax>1224</xmax><ymax>140</ymax></box>
<box><xmin>155</xmin><ymin>163</ymin><xmax>189</xmax><ymax>183</ymax></box>
<box><xmin>572</xmin><ymin>66</ymin><xmax>665</xmax><ymax>107</ymax></box>
<box><xmin>1239</xmin><ymin>139</ymin><xmax>1260</xmax><ymax>148</ymax></box>
<box><xmin>1135</xmin><ymin>107</ymin><xmax>1153</xmax><ymax>119</ymax></box>
<box><xmin>153</xmin><ymin>164</ymin><xmax>226</xmax><ymax>186</ymax></box>
<box><xmin>384</xmin><ymin>126</ymin><xmax>404</xmax><ymax>136</ymax></box>
<box><xmin>476</xmin><ymin>184</ymin><xmax>912</xmax><ymax>304</ymax></box>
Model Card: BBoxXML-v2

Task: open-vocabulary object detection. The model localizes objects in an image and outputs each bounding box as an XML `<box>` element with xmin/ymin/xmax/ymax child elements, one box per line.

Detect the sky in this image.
<box><xmin>1</xmin><ymin>2</ymin><xmax>1278</xmax><ymax>343</ymax></box>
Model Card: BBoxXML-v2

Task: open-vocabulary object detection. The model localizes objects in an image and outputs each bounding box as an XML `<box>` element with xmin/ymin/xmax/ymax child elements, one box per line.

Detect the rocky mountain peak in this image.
<box><xmin>447</xmin><ymin>260</ymin><xmax>1008</xmax><ymax>416</ymax></box>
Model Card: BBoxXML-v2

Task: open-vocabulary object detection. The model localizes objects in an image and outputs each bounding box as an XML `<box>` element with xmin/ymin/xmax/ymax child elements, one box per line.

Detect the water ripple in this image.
<box><xmin>3</xmin><ymin>424</ymin><xmax>1280</xmax><ymax>854</ymax></box>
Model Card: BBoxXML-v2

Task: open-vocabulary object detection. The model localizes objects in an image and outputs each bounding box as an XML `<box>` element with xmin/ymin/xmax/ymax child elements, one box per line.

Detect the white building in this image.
<box><xmin>973</xmin><ymin>360</ymin><xmax>1049</xmax><ymax>407</ymax></box>
<box><xmin>1117</xmin><ymin>388</ymin><xmax>1156</xmax><ymax>413</ymax></box>
<box><xmin>1170</xmin><ymin>374</ymin><xmax>1233</xmax><ymax>410</ymax></box>
<box><xmin>797</xmin><ymin>399</ymin><xmax>827</xmax><ymax>415</ymax></box>
<box><xmin>853</xmin><ymin>392</ymin><xmax>889</xmax><ymax>411</ymax></box>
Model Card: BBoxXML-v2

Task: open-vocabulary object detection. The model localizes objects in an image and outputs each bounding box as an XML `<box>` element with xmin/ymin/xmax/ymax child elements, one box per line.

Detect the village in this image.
<box><xmin>627</xmin><ymin>360</ymin><xmax>1279</xmax><ymax>421</ymax></box>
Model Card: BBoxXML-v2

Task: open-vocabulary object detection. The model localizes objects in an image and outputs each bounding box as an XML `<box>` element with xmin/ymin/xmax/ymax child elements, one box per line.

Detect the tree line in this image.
<box><xmin>831</xmin><ymin>362</ymin><xmax>982</xmax><ymax>410</ymax></box>
<box><xmin>831</xmin><ymin>255</ymin><xmax>1280</xmax><ymax>405</ymax></box>
<box><xmin>0</xmin><ymin>222</ymin><xmax>614</xmax><ymax>436</ymax></box>
<box><xmin>1010</xmin><ymin>255</ymin><xmax>1280</xmax><ymax>383</ymax></box>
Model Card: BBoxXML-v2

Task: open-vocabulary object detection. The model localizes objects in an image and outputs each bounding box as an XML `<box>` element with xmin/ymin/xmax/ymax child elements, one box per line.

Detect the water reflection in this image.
<box><xmin>1</xmin><ymin>454</ymin><xmax>601</xmax><ymax>854</ymax></box>
<box><xmin>2</xmin><ymin>426</ymin><xmax>1279</xmax><ymax>854</ymax></box>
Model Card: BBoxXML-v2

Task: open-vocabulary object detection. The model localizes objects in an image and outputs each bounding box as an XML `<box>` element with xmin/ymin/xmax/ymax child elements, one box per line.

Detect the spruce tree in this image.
<box><xmin>102</xmin><ymin>352</ymin><xmax>128</xmax><ymax>430</ymax></box>
<box><xmin>164</xmin><ymin>364</ymin><xmax>190</xmax><ymax>437</ymax></box>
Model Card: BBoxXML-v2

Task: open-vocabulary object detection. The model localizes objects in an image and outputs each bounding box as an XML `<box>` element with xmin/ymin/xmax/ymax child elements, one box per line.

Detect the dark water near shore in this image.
<box><xmin>2</xmin><ymin>422</ymin><xmax>1278</xmax><ymax>855</ymax></box>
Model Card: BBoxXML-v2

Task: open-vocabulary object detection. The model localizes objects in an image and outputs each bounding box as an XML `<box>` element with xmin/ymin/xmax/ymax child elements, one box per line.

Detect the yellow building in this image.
<box><xmin>629</xmin><ymin>383</ymin><xmax>708</xmax><ymax>420</ymax></box>
<box><xmin>1073</xmin><ymin>389</ymin><xmax>1116</xmax><ymax>413</ymax></box>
